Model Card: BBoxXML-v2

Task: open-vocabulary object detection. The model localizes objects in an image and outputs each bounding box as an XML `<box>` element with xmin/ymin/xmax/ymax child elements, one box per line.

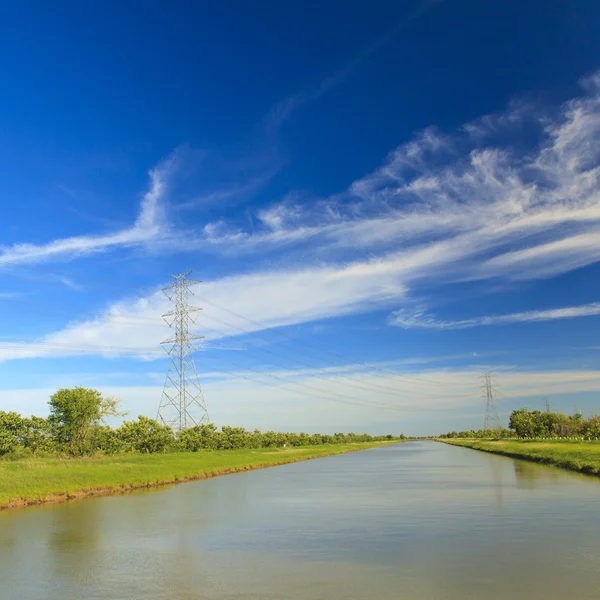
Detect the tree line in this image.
<box><xmin>439</xmin><ymin>407</ymin><xmax>600</xmax><ymax>440</ymax></box>
<box><xmin>0</xmin><ymin>387</ymin><xmax>403</xmax><ymax>458</ymax></box>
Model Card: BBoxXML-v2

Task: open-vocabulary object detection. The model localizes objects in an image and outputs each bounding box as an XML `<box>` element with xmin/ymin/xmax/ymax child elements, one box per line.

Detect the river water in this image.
<box><xmin>1</xmin><ymin>441</ymin><xmax>599</xmax><ymax>600</ymax></box>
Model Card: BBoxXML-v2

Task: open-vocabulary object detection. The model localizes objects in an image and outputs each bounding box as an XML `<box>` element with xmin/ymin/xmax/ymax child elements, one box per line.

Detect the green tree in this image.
<box><xmin>220</xmin><ymin>426</ymin><xmax>250</xmax><ymax>449</ymax></box>
<box><xmin>22</xmin><ymin>416</ymin><xmax>54</xmax><ymax>454</ymax></box>
<box><xmin>582</xmin><ymin>416</ymin><xmax>600</xmax><ymax>440</ymax></box>
<box><xmin>0</xmin><ymin>411</ymin><xmax>26</xmax><ymax>455</ymax></box>
<box><xmin>509</xmin><ymin>408</ymin><xmax>538</xmax><ymax>438</ymax></box>
<box><xmin>48</xmin><ymin>387</ymin><xmax>125</xmax><ymax>456</ymax></box>
<box><xmin>177</xmin><ymin>423</ymin><xmax>219</xmax><ymax>451</ymax></box>
<box><xmin>540</xmin><ymin>411</ymin><xmax>560</xmax><ymax>436</ymax></box>
<box><xmin>118</xmin><ymin>416</ymin><xmax>173</xmax><ymax>453</ymax></box>
<box><xmin>94</xmin><ymin>425</ymin><xmax>125</xmax><ymax>454</ymax></box>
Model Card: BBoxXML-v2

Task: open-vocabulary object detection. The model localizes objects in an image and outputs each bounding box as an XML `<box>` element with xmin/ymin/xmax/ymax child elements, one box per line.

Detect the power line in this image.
<box><xmin>0</xmin><ymin>301</ymin><xmax>463</xmax><ymax>391</ymax></box>
<box><xmin>0</xmin><ymin>265</ymin><xmax>479</xmax><ymax>413</ymax></box>
<box><xmin>188</xmin><ymin>347</ymin><xmax>464</xmax><ymax>413</ymax></box>
<box><xmin>0</xmin><ymin>333</ymin><xmax>478</xmax><ymax>411</ymax></box>
<box><xmin>196</xmin><ymin>311</ymin><xmax>474</xmax><ymax>400</ymax></box>
<box><xmin>1</xmin><ymin>262</ymin><xmax>469</xmax><ymax>388</ymax></box>
<box><xmin>0</xmin><ymin>305</ymin><xmax>474</xmax><ymax>400</ymax></box>
<box><xmin>0</xmin><ymin>297</ymin><xmax>475</xmax><ymax>398</ymax></box>
<box><xmin>194</xmin><ymin>360</ymin><xmax>415</xmax><ymax>412</ymax></box>
<box><xmin>0</xmin><ymin>334</ymin><xmax>459</xmax><ymax>411</ymax></box>
<box><xmin>193</xmin><ymin>293</ymin><xmax>469</xmax><ymax>387</ymax></box>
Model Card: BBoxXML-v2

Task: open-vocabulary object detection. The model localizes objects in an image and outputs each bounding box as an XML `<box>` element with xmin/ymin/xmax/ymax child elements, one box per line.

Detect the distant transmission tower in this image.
<box><xmin>482</xmin><ymin>372</ymin><xmax>500</xmax><ymax>430</ymax></box>
<box><xmin>157</xmin><ymin>270</ymin><xmax>209</xmax><ymax>431</ymax></box>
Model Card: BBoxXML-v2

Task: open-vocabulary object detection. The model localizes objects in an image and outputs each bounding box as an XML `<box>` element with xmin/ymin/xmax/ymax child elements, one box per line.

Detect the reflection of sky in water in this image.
<box><xmin>1</xmin><ymin>442</ymin><xmax>600</xmax><ymax>600</ymax></box>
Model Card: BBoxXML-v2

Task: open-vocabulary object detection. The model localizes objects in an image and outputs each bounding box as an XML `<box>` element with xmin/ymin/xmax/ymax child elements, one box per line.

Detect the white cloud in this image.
<box><xmin>0</xmin><ymin>254</ymin><xmax>412</xmax><ymax>362</ymax></box>
<box><xmin>2</xmin><ymin>73</ymin><xmax>600</xmax><ymax>364</ymax></box>
<box><xmin>3</xmin><ymin>221</ymin><xmax>544</xmax><ymax>364</ymax></box>
<box><xmin>0</xmin><ymin>152</ymin><xmax>177</xmax><ymax>266</ymax></box>
<box><xmin>470</xmin><ymin>231</ymin><xmax>600</xmax><ymax>280</ymax></box>
<box><xmin>194</xmin><ymin>72</ymin><xmax>600</xmax><ymax>291</ymax></box>
<box><xmin>6</xmin><ymin>72</ymin><xmax>600</xmax><ymax>290</ymax></box>
<box><xmin>391</xmin><ymin>303</ymin><xmax>600</xmax><ymax>330</ymax></box>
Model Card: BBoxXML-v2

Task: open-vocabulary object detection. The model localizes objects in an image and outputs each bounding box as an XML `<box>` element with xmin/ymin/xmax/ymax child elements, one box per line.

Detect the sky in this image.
<box><xmin>1</xmin><ymin>0</ymin><xmax>600</xmax><ymax>435</ymax></box>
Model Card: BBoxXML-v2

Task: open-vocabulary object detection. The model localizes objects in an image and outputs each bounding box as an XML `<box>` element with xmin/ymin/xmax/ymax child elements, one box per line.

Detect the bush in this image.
<box><xmin>0</xmin><ymin>411</ymin><xmax>27</xmax><ymax>456</ymax></box>
<box><xmin>0</xmin><ymin>388</ymin><xmax>400</xmax><ymax>459</ymax></box>
<box><xmin>117</xmin><ymin>416</ymin><xmax>174</xmax><ymax>454</ymax></box>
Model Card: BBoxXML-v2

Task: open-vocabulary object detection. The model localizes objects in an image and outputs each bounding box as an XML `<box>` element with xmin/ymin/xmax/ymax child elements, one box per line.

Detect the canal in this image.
<box><xmin>1</xmin><ymin>441</ymin><xmax>599</xmax><ymax>599</ymax></box>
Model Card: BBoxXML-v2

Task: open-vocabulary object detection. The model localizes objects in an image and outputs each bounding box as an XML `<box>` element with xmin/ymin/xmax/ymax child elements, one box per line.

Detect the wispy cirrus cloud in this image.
<box><xmin>176</xmin><ymin>170</ymin><xmax>277</xmax><ymax>211</ymax></box>
<box><xmin>0</xmin><ymin>151</ymin><xmax>178</xmax><ymax>266</ymax></box>
<box><xmin>195</xmin><ymin>71</ymin><xmax>600</xmax><ymax>289</ymax></box>
<box><xmin>6</xmin><ymin>71</ymin><xmax>600</xmax><ymax>294</ymax></box>
<box><xmin>391</xmin><ymin>303</ymin><xmax>600</xmax><ymax>330</ymax></box>
<box><xmin>2</xmin><ymin>73</ymin><xmax>600</xmax><ymax>365</ymax></box>
<box><xmin>265</xmin><ymin>0</ymin><xmax>446</xmax><ymax>132</ymax></box>
<box><xmin>0</xmin><ymin>253</ymin><xmax>410</xmax><ymax>363</ymax></box>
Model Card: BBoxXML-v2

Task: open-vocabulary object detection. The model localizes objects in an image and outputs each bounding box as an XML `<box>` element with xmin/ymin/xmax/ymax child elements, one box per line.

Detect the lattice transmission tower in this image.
<box><xmin>482</xmin><ymin>372</ymin><xmax>500</xmax><ymax>430</ymax></box>
<box><xmin>157</xmin><ymin>270</ymin><xmax>209</xmax><ymax>431</ymax></box>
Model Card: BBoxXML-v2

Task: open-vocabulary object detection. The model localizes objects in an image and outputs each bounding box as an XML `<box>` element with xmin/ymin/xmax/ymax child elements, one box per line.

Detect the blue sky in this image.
<box><xmin>1</xmin><ymin>0</ymin><xmax>600</xmax><ymax>435</ymax></box>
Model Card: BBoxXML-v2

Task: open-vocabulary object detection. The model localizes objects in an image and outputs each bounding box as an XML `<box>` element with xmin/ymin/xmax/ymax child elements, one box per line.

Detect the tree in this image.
<box><xmin>118</xmin><ymin>416</ymin><xmax>173</xmax><ymax>454</ymax></box>
<box><xmin>177</xmin><ymin>423</ymin><xmax>219</xmax><ymax>451</ymax></box>
<box><xmin>509</xmin><ymin>408</ymin><xmax>538</xmax><ymax>438</ymax></box>
<box><xmin>48</xmin><ymin>387</ymin><xmax>125</xmax><ymax>456</ymax></box>
<box><xmin>540</xmin><ymin>411</ymin><xmax>560</xmax><ymax>437</ymax></box>
<box><xmin>22</xmin><ymin>416</ymin><xmax>54</xmax><ymax>454</ymax></box>
<box><xmin>94</xmin><ymin>425</ymin><xmax>125</xmax><ymax>454</ymax></box>
<box><xmin>0</xmin><ymin>411</ymin><xmax>26</xmax><ymax>455</ymax></box>
<box><xmin>582</xmin><ymin>416</ymin><xmax>600</xmax><ymax>440</ymax></box>
<box><xmin>220</xmin><ymin>426</ymin><xmax>250</xmax><ymax>449</ymax></box>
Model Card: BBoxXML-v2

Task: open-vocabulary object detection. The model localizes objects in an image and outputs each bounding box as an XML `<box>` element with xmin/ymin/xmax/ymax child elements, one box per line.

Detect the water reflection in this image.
<box><xmin>513</xmin><ymin>458</ymin><xmax>561</xmax><ymax>488</ymax></box>
<box><xmin>48</xmin><ymin>508</ymin><xmax>92</xmax><ymax>591</ymax></box>
<box><xmin>485</xmin><ymin>453</ymin><xmax>505</xmax><ymax>507</ymax></box>
<box><xmin>1</xmin><ymin>442</ymin><xmax>599</xmax><ymax>600</ymax></box>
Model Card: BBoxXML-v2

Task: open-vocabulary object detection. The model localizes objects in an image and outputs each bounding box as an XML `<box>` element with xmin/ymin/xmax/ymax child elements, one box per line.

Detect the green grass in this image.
<box><xmin>442</xmin><ymin>438</ymin><xmax>600</xmax><ymax>475</ymax></box>
<box><xmin>0</xmin><ymin>442</ymin><xmax>393</xmax><ymax>509</ymax></box>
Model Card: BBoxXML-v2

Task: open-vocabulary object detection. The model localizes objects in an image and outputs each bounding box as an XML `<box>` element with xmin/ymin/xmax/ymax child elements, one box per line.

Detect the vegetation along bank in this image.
<box><xmin>0</xmin><ymin>387</ymin><xmax>403</xmax><ymax>510</ymax></box>
<box><xmin>0</xmin><ymin>443</ymin><xmax>396</xmax><ymax>510</ymax></box>
<box><xmin>442</xmin><ymin>439</ymin><xmax>600</xmax><ymax>476</ymax></box>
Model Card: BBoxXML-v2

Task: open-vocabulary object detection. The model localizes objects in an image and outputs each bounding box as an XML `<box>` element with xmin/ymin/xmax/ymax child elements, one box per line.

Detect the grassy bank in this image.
<box><xmin>442</xmin><ymin>439</ymin><xmax>600</xmax><ymax>476</ymax></box>
<box><xmin>0</xmin><ymin>442</ymin><xmax>393</xmax><ymax>510</ymax></box>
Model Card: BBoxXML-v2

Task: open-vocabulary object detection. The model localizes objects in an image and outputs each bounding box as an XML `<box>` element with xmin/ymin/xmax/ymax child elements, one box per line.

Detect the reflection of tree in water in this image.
<box><xmin>485</xmin><ymin>455</ymin><xmax>504</xmax><ymax>508</ymax></box>
<box><xmin>513</xmin><ymin>459</ymin><xmax>560</xmax><ymax>488</ymax></box>
<box><xmin>48</xmin><ymin>500</ymin><xmax>101</xmax><ymax>584</ymax></box>
<box><xmin>0</xmin><ymin>512</ymin><xmax>18</xmax><ymax>550</ymax></box>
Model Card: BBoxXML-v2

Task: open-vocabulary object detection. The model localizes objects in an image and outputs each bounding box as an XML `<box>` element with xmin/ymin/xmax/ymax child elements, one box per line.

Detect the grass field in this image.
<box><xmin>442</xmin><ymin>439</ymin><xmax>600</xmax><ymax>475</ymax></box>
<box><xmin>0</xmin><ymin>442</ymin><xmax>392</xmax><ymax>510</ymax></box>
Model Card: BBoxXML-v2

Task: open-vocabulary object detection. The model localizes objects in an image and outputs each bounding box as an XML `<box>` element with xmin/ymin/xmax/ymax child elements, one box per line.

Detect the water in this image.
<box><xmin>1</xmin><ymin>442</ymin><xmax>600</xmax><ymax>600</ymax></box>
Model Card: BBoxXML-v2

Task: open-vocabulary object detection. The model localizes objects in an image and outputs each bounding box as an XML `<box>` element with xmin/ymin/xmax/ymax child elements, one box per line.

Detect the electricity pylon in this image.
<box><xmin>157</xmin><ymin>270</ymin><xmax>209</xmax><ymax>431</ymax></box>
<box><xmin>482</xmin><ymin>372</ymin><xmax>500</xmax><ymax>430</ymax></box>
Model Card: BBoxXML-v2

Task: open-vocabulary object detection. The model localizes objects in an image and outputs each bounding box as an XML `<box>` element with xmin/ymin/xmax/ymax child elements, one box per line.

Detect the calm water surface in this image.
<box><xmin>1</xmin><ymin>442</ymin><xmax>600</xmax><ymax>599</ymax></box>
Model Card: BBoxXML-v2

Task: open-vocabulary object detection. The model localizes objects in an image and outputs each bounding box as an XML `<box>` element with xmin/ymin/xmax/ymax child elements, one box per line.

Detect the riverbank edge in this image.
<box><xmin>439</xmin><ymin>439</ymin><xmax>600</xmax><ymax>477</ymax></box>
<box><xmin>0</xmin><ymin>442</ymin><xmax>396</xmax><ymax>511</ymax></box>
